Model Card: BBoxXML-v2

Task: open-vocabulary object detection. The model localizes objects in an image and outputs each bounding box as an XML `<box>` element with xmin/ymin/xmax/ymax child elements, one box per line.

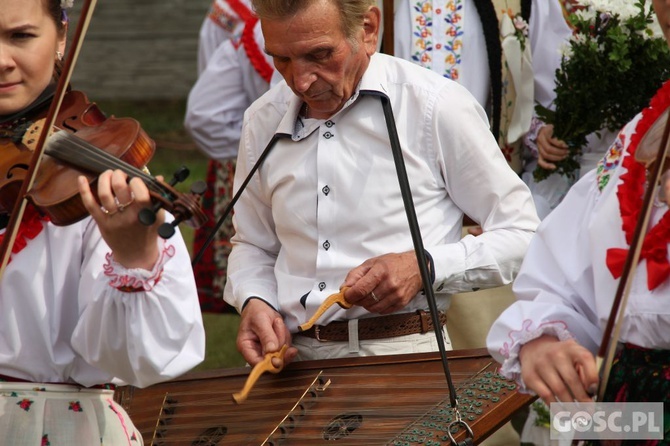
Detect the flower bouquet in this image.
<box><xmin>534</xmin><ymin>0</ymin><xmax>670</xmax><ymax>182</ymax></box>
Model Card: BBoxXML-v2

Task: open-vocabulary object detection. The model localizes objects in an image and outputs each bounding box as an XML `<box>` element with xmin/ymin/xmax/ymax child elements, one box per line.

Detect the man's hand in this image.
<box><xmin>537</xmin><ymin>124</ymin><xmax>570</xmax><ymax>170</ymax></box>
<box><xmin>237</xmin><ymin>299</ymin><xmax>298</xmax><ymax>366</ymax></box>
<box><xmin>519</xmin><ymin>335</ymin><xmax>599</xmax><ymax>405</ymax></box>
<box><xmin>341</xmin><ymin>251</ymin><xmax>423</xmax><ymax>314</ymax></box>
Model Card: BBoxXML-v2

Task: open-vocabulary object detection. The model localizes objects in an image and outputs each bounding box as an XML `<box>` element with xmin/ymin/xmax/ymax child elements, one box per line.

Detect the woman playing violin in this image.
<box><xmin>487</xmin><ymin>1</ymin><xmax>670</xmax><ymax>441</ymax></box>
<box><xmin>0</xmin><ymin>0</ymin><xmax>204</xmax><ymax>444</ymax></box>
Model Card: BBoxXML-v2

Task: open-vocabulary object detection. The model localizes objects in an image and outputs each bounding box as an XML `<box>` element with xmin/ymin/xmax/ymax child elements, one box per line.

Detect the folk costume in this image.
<box><xmin>187</xmin><ymin>0</ymin><xmax>272</xmax><ymax>312</ymax></box>
<box><xmin>487</xmin><ymin>81</ymin><xmax>670</xmax><ymax>441</ymax></box>
<box><xmin>393</xmin><ymin>0</ymin><xmax>571</xmax><ymax>173</ymax></box>
<box><xmin>0</xmin><ymin>205</ymin><xmax>205</xmax><ymax>444</ymax></box>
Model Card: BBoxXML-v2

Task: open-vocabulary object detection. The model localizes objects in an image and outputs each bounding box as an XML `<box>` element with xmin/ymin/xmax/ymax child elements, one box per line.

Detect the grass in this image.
<box><xmin>97</xmin><ymin>98</ymin><xmax>246</xmax><ymax>371</ymax></box>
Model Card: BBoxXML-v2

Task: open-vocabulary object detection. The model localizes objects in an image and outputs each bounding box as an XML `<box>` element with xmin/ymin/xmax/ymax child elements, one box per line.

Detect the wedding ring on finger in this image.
<box><xmin>114</xmin><ymin>192</ymin><xmax>135</xmax><ymax>213</ymax></box>
<box><xmin>371</xmin><ymin>291</ymin><xmax>379</xmax><ymax>302</ymax></box>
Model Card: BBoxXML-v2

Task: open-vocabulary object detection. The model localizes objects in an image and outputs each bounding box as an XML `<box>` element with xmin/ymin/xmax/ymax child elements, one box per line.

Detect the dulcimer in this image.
<box><xmin>114</xmin><ymin>348</ymin><xmax>535</xmax><ymax>445</ymax></box>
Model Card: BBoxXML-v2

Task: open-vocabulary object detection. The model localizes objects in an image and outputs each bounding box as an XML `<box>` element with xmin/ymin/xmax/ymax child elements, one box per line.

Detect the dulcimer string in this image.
<box><xmin>132</xmin><ymin>370</ymin><xmax>482</xmax><ymax>444</ymax></box>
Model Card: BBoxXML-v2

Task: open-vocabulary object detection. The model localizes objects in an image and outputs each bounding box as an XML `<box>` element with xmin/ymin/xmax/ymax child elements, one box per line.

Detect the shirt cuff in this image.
<box><xmin>498</xmin><ymin>320</ymin><xmax>574</xmax><ymax>392</ymax></box>
<box><xmin>523</xmin><ymin>116</ymin><xmax>548</xmax><ymax>159</ymax></box>
<box><xmin>424</xmin><ymin>243</ymin><xmax>467</xmax><ymax>294</ymax></box>
<box><xmin>103</xmin><ymin>240</ymin><xmax>174</xmax><ymax>292</ymax></box>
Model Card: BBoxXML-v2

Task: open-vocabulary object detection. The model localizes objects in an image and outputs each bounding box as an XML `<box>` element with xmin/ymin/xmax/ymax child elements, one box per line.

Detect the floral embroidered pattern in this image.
<box><xmin>17</xmin><ymin>398</ymin><xmax>33</xmax><ymax>412</ymax></box>
<box><xmin>69</xmin><ymin>401</ymin><xmax>83</xmax><ymax>412</ymax></box>
<box><xmin>411</xmin><ymin>0</ymin><xmax>463</xmax><ymax>80</ymax></box>
<box><xmin>596</xmin><ymin>130</ymin><xmax>626</xmax><ymax>191</ymax></box>
<box><xmin>505</xmin><ymin>10</ymin><xmax>529</xmax><ymax>51</ymax></box>
<box><xmin>208</xmin><ymin>0</ymin><xmax>254</xmax><ymax>43</ymax></box>
<box><xmin>41</xmin><ymin>435</ymin><xmax>50</xmax><ymax>446</ymax></box>
<box><xmin>104</xmin><ymin>242</ymin><xmax>174</xmax><ymax>292</ymax></box>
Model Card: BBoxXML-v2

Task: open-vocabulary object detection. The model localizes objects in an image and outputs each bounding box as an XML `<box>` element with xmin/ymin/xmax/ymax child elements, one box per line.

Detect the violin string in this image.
<box><xmin>45</xmin><ymin>131</ymin><xmax>168</xmax><ymax>196</ymax></box>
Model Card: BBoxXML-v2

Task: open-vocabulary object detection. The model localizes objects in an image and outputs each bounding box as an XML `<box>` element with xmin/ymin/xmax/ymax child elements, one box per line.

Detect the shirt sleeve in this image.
<box><xmin>185</xmin><ymin>40</ymin><xmax>251</xmax><ymax>162</ymax></box>
<box><xmin>223</xmin><ymin>116</ymin><xmax>282</xmax><ymax>313</ymax></box>
<box><xmin>426</xmin><ymin>81</ymin><xmax>540</xmax><ymax>293</ymax></box>
<box><xmin>71</xmin><ymin>216</ymin><xmax>205</xmax><ymax>388</ymax></box>
<box><xmin>486</xmin><ymin>170</ymin><xmax>603</xmax><ymax>389</ymax></box>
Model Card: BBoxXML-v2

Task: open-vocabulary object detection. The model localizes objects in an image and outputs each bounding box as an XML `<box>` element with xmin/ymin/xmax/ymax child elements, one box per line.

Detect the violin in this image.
<box><xmin>0</xmin><ymin>89</ymin><xmax>207</xmax><ymax>239</ymax></box>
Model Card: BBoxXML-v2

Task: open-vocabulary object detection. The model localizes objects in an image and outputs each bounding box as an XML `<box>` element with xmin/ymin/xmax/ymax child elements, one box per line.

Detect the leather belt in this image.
<box><xmin>297</xmin><ymin>309</ymin><xmax>447</xmax><ymax>342</ymax></box>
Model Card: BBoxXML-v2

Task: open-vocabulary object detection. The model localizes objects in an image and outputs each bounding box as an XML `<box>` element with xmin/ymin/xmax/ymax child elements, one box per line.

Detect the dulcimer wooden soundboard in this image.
<box><xmin>114</xmin><ymin>348</ymin><xmax>535</xmax><ymax>445</ymax></box>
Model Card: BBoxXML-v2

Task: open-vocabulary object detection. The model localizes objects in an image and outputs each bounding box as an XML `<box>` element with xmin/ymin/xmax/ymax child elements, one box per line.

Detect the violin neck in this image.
<box><xmin>45</xmin><ymin>131</ymin><xmax>155</xmax><ymax>186</ymax></box>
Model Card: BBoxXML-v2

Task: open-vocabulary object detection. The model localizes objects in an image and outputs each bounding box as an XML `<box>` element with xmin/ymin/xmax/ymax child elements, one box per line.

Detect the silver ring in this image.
<box><xmin>371</xmin><ymin>291</ymin><xmax>379</xmax><ymax>302</ymax></box>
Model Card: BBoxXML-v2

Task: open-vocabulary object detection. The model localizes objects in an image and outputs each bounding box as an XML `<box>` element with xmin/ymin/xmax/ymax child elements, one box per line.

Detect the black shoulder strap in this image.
<box><xmin>472</xmin><ymin>0</ymin><xmax>502</xmax><ymax>141</ymax></box>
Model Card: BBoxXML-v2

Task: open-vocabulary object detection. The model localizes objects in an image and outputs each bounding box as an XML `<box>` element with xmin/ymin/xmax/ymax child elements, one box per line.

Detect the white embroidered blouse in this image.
<box><xmin>487</xmin><ymin>106</ymin><xmax>670</xmax><ymax>390</ymax></box>
<box><xmin>0</xmin><ymin>214</ymin><xmax>205</xmax><ymax>388</ymax></box>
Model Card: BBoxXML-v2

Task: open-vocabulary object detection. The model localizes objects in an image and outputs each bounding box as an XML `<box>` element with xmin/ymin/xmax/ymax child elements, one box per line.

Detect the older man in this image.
<box><xmin>224</xmin><ymin>0</ymin><xmax>539</xmax><ymax>367</ymax></box>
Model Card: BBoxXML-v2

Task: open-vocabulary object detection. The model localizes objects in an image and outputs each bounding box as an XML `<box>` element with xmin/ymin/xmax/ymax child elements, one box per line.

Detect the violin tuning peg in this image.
<box><xmin>158</xmin><ymin>221</ymin><xmax>177</xmax><ymax>239</ymax></box>
<box><xmin>170</xmin><ymin>166</ymin><xmax>190</xmax><ymax>186</ymax></box>
<box><xmin>138</xmin><ymin>207</ymin><xmax>157</xmax><ymax>226</ymax></box>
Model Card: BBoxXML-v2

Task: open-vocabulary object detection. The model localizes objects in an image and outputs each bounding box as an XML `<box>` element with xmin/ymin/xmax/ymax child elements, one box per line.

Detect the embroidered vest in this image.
<box><xmin>473</xmin><ymin>0</ymin><xmax>532</xmax><ymax>174</ymax></box>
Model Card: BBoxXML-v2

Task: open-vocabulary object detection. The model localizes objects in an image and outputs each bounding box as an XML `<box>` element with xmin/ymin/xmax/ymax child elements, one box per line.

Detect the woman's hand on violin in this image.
<box><xmin>537</xmin><ymin>124</ymin><xmax>570</xmax><ymax>170</ymax></box>
<box><xmin>78</xmin><ymin>169</ymin><xmax>164</xmax><ymax>270</ymax></box>
<box><xmin>342</xmin><ymin>251</ymin><xmax>422</xmax><ymax>315</ymax></box>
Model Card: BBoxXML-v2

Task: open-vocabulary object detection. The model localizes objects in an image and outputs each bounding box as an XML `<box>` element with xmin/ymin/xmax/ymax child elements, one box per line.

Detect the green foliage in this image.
<box><xmin>531</xmin><ymin>401</ymin><xmax>551</xmax><ymax>428</ymax></box>
<box><xmin>195</xmin><ymin>313</ymin><xmax>246</xmax><ymax>370</ymax></box>
<box><xmin>534</xmin><ymin>0</ymin><xmax>670</xmax><ymax>182</ymax></box>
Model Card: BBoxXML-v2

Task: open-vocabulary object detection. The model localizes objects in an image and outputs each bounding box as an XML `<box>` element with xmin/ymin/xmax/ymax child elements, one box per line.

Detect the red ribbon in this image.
<box><xmin>606</xmin><ymin>245</ymin><xmax>670</xmax><ymax>290</ymax></box>
<box><xmin>606</xmin><ymin>80</ymin><xmax>670</xmax><ymax>291</ymax></box>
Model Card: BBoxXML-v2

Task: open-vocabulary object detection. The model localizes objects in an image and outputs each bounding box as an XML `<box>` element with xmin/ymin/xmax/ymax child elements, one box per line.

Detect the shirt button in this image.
<box><xmin>323</xmin><ymin>132</ymin><xmax>334</xmax><ymax>139</ymax></box>
<box><xmin>325</xmin><ymin>120</ymin><xmax>334</xmax><ymax>128</ymax></box>
<box><xmin>323</xmin><ymin>240</ymin><xmax>331</xmax><ymax>250</ymax></box>
<box><xmin>322</xmin><ymin>185</ymin><xmax>330</xmax><ymax>195</ymax></box>
<box><xmin>318</xmin><ymin>282</ymin><xmax>326</xmax><ymax>291</ymax></box>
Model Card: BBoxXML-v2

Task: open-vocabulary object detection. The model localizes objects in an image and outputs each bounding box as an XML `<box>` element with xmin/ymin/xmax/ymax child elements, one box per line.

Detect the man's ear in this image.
<box><xmin>362</xmin><ymin>6</ymin><xmax>381</xmax><ymax>55</ymax></box>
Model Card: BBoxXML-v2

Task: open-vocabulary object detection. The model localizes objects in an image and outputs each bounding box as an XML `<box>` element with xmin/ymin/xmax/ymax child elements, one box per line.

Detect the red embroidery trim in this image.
<box><xmin>103</xmin><ymin>243</ymin><xmax>175</xmax><ymax>292</ymax></box>
<box><xmin>606</xmin><ymin>80</ymin><xmax>670</xmax><ymax>290</ymax></box>
<box><xmin>241</xmin><ymin>16</ymin><xmax>274</xmax><ymax>83</ymax></box>
<box><xmin>0</xmin><ymin>206</ymin><xmax>49</xmax><ymax>263</ymax></box>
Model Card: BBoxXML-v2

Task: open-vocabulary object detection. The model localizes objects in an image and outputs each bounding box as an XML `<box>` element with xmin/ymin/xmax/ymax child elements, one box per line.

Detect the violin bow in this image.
<box><xmin>381</xmin><ymin>0</ymin><xmax>394</xmax><ymax>55</ymax></box>
<box><xmin>0</xmin><ymin>0</ymin><xmax>98</xmax><ymax>279</ymax></box>
<box><xmin>596</xmin><ymin>106</ymin><xmax>670</xmax><ymax>401</ymax></box>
